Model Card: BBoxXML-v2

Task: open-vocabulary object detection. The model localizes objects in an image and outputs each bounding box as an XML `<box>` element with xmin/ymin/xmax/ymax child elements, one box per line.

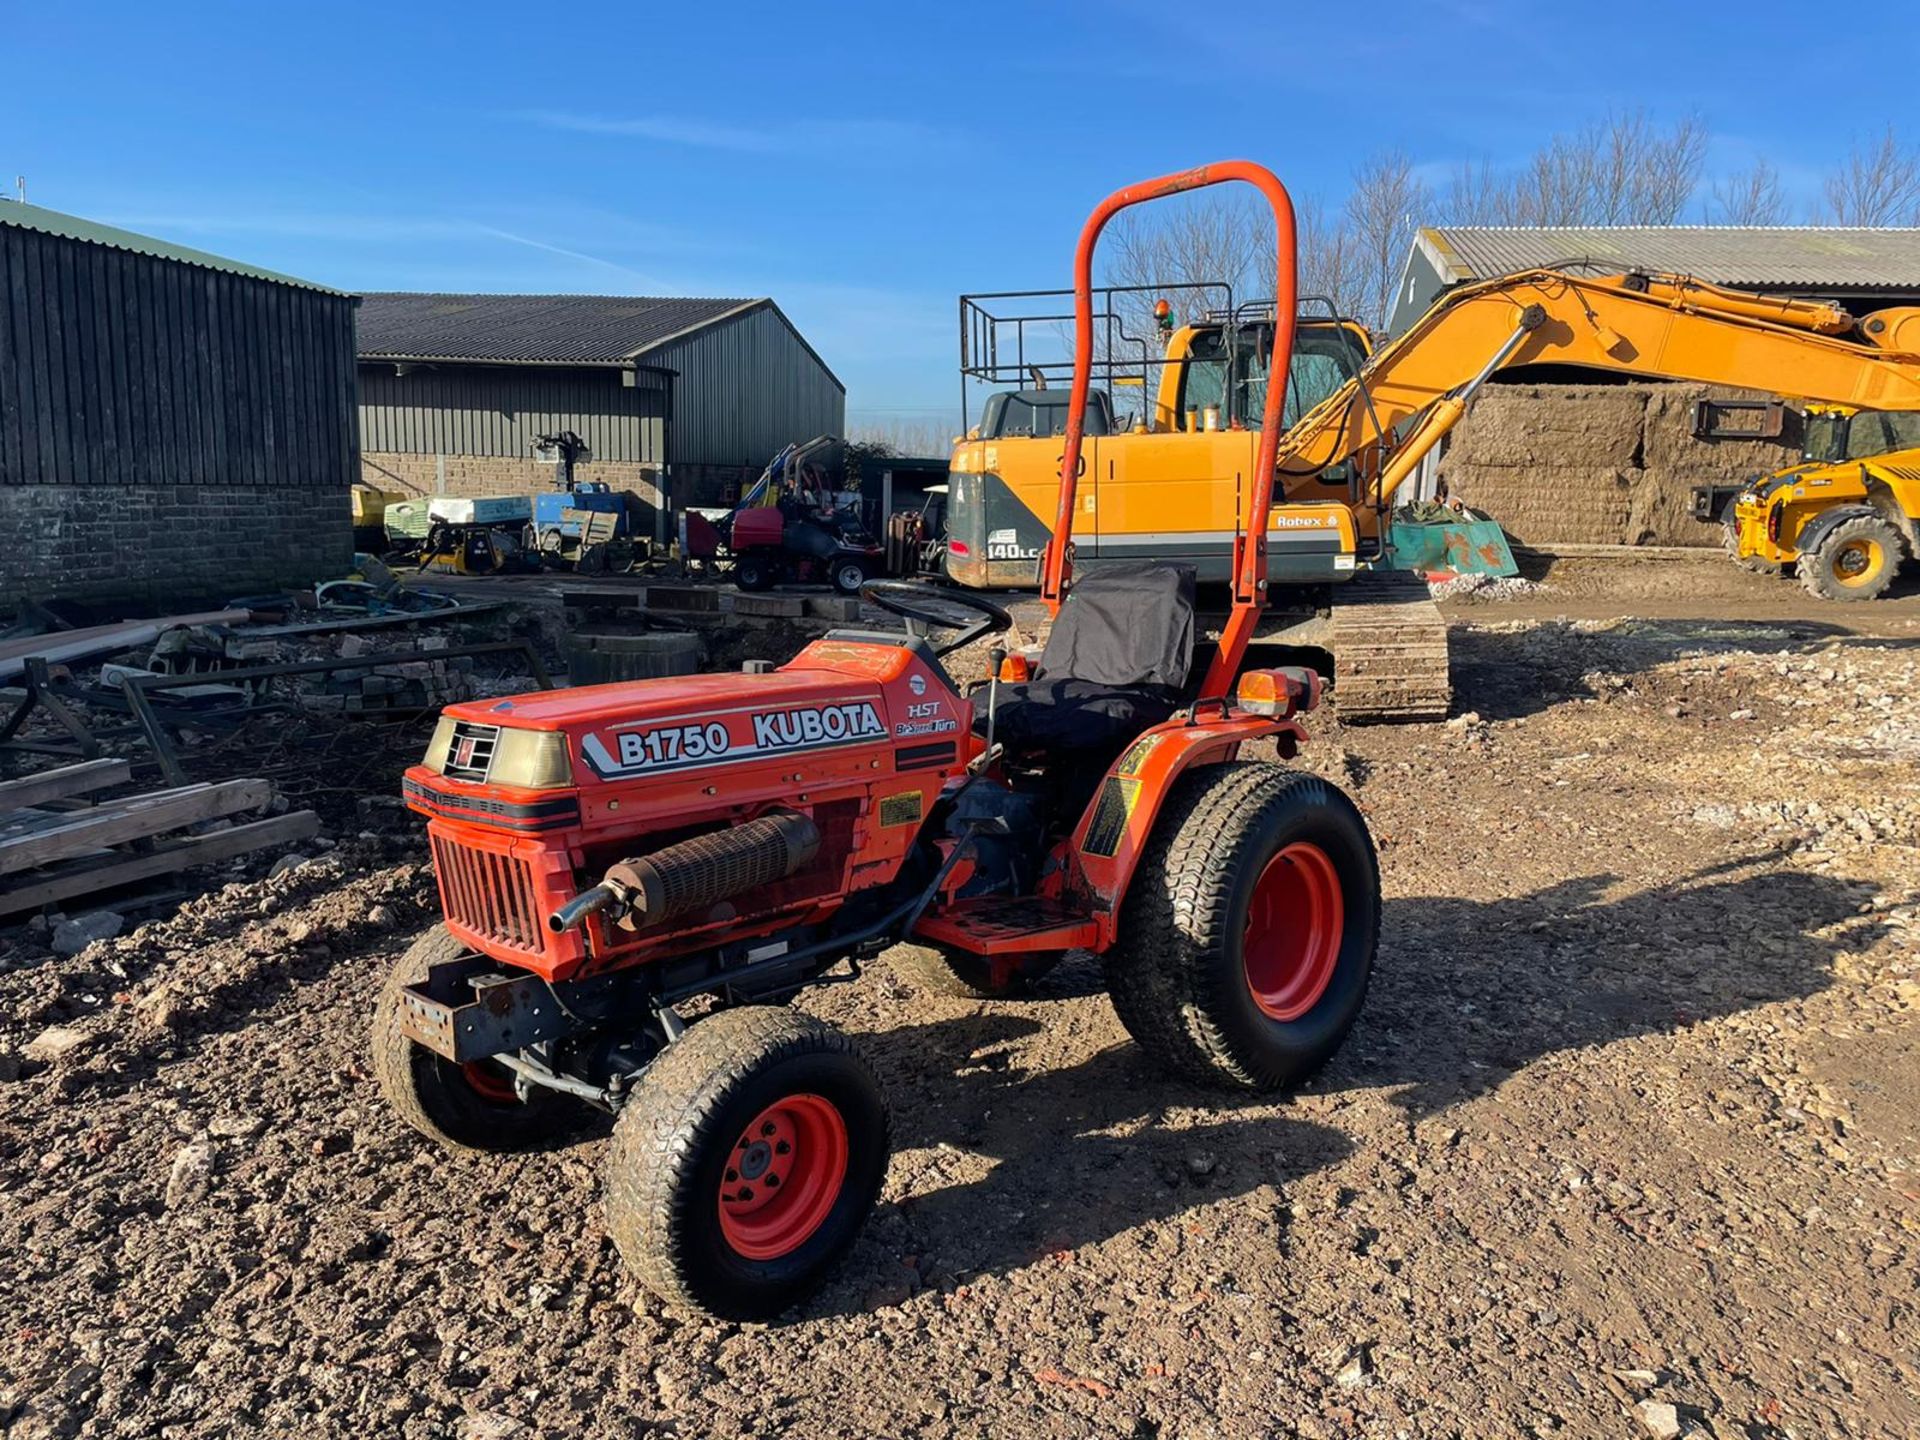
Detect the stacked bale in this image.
<box><xmin>1437</xmin><ymin>382</ymin><xmax>1803</xmax><ymax>547</ymax></box>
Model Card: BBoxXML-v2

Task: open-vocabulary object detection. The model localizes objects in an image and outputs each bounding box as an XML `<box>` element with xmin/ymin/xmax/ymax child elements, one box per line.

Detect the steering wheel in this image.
<box><xmin>860</xmin><ymin>580</ymin><xmax>1014</xmax><ymax>657</ymax></box>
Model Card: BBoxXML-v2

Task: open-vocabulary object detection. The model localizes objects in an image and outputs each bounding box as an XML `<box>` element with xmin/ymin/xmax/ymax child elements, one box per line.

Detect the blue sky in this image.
<box><xmin>6</xmin><ymin>0</ymin><xmax>1915</xmax><ymax>430</ymax></box>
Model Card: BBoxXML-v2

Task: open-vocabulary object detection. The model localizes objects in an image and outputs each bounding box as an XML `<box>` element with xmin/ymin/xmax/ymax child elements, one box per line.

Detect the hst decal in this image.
<box><xmin>580</xmin><ymin>702</ymin><xmax>887</xmax><ymax>778</ymax></box>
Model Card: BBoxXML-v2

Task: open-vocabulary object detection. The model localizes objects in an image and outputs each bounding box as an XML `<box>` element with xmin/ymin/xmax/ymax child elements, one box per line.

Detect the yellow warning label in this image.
<box><xmin>878</xmin><ymin>789</ymin><xmax>924</xmax><ymax>828</ymax></box>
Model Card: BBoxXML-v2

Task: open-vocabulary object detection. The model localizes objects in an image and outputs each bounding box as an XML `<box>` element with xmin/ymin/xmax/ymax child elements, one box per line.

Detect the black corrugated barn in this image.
<box><xmin>0</xmin><ymin>200</ymin><xmax>359</xmax><ymax>611</ymax></box>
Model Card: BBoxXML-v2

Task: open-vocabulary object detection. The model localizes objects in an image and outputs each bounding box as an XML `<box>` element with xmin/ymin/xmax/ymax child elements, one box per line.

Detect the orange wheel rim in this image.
<box><xmin>717</xmin><ymin>1094</ymin><xmax>849</xmax><ymax>1260</ymax></box>
<box><xmin>461</xmin><ymin>1060</ymin><xmax>520</xmax><ymax>1105</ymax></box>
<box><xmin>1243</xmin><ymin>842</ymin><xmax>1345</xmax><ymax>1022</ymax></box>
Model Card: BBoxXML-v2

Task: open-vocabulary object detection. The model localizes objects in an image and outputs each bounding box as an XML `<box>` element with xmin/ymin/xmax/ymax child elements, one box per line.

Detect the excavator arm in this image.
<box><xmin>1273</xmin><ymin>269</ymin><xmax>1920</xmax><ymax>513</ymax></box>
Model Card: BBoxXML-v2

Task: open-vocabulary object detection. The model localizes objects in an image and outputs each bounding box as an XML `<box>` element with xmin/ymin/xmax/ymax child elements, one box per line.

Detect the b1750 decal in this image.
<box><xmin>580</xmin><ymin>701</ymin><xmax>887</xmax><ymax>779</ymax></box>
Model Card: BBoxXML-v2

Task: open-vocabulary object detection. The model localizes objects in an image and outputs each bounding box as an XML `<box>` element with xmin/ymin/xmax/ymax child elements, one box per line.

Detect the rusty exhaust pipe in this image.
<box><xmin>548</xmin><ymin>810</ymin><xmax>821</xmax><ymax>934</ymax></box>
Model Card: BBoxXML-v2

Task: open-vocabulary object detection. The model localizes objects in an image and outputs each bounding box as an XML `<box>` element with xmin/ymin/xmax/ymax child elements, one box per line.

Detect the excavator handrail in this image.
<box><xmin>1042</xmin><ymin>160</ymin><xmax>1298</xmax><ymax>700</ymax></box>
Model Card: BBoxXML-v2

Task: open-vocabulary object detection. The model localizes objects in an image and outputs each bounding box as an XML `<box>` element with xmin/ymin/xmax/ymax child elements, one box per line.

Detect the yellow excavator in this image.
<box><xmin>1721</xmin><ymin>403</ymin><xmax>1920</xmax><ymax>600</ymax></box>
<box><xmin>950</xmin><ymin>260</ymin><xmax>1920</xmax><ymax>717</ymax></box>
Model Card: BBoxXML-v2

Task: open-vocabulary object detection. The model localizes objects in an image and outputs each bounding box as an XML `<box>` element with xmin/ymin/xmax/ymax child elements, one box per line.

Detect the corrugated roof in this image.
<box><xmin>355</xmin><ymin>292</ymin><xmax>766</xmax><ymax>365</ymax></box>
<box><xmin>1420</xmin><ymin>226</ymin><xmax>1920</xmax><ymax>290</ymax></box>
<box><xmin>0</xmin><ymin>198</ymin><xmax>349</xmax><ymax>295</ymax></box>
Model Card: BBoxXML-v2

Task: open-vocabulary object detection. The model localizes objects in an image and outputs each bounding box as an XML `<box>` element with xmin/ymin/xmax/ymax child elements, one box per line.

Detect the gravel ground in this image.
<box><xmin>2</xmin><ymin>579</ymin><xmax>1917</xmax><ymax>1439</ymax></box>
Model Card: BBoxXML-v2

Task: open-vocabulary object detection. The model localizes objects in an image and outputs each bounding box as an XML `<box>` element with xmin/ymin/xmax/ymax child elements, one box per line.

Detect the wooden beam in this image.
<box><xmin>0</xmin><ymin>779</ymin><xmax>272</xmax><ymax>876</ymax></box>
<box><xmin>0</xmin><ymin>811</ymin><xmax>319</xmax><ymax>917</ymax></box>
<box><xmin>0</xmin><ymin>759</ymin><xmax>132</xmax><ymax>815</ymax></box>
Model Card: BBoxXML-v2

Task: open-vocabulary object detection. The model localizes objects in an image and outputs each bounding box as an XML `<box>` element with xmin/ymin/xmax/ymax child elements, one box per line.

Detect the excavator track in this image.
<box><xmin>1329</xmin><ymin>570</ymin><xmax>1451</xmax><ymax>722</ymax></box>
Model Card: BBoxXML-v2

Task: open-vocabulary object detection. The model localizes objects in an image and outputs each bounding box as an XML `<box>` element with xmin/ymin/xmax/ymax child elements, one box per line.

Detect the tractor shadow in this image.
<box><xmin>825</xmin><ymin>861</ymin><xmax>1884</xmax><ymax>1313</ymax></box>
<box><xmin>1447</xmin><ymin>617</ymin><xmax>1920</xmax><ymax>721</ymax></box>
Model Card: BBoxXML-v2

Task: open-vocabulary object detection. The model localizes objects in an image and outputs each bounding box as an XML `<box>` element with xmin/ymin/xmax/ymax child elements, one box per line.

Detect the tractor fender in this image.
<box><xmin>1794</xmin><ymin>503</ymin><xmax>1887</xmax><ymax>558</ymax></box>
<box><xmin>1066</xmin><ymin>713</ymin><xmax>1305</xmax><ymax>944</ymax></box>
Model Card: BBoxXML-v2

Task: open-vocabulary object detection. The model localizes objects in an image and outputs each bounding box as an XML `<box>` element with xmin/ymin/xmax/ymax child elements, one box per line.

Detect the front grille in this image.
<box><xmin>430</xmin><ymin>832</ymin><xmax>544</xmax><ymax>955</ymax></box>
<box><xmin>444</xmin><ymin>721</ymin><xmax>500</xmax><ymax>783</ymax></box>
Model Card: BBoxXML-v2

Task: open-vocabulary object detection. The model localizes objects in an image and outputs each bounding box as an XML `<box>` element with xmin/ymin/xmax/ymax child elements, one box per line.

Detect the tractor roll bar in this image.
<box><xmin>1039</xmin><ymin>161</ymin><xmax>1300</xmax><ymax>700</ymax></box>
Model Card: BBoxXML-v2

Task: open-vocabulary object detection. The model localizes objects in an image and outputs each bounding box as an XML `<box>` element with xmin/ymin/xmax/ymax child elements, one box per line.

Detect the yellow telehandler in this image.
<box><xmin>1721</xmin><ymin>406</ymin><xmax>1920</xmax><ymax>600</ymax></box>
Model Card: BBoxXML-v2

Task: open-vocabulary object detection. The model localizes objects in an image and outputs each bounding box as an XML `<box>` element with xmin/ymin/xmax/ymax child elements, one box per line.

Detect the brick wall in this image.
<box><xmin>0</xmin><ymin>484</ymin><xmax>352</xmax><ymax>613</ymax></box>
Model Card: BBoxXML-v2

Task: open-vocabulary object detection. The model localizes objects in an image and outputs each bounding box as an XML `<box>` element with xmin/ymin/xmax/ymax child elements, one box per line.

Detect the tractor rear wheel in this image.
<box><xmin>370</xmin><ymin>925</ymin><xmax>567</xmax><ymax>1153</ymax></box>
<box><xmin>1103</xmin><ymin>763</ymin><xmax>1379</xmax><ymax>1091</ymax></box>
<box><xmin>604</xmin><ymin>1006</ymin><xmax>889</xmax><ymax>1320</ymax></box>
<box><xmin>886</xmin><ymin>942</ymin><xmax>1063</xmax><ymax>998</ymax></box>
<box><xmin>1798</xmin><ymin>513</ymin><xmax>1902</xmax><ymax>601</ymax></box>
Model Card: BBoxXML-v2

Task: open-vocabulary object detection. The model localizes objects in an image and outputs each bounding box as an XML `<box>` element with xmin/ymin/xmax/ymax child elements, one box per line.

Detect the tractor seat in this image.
<box><xmin>972</xmin><ymin>561</ymin><xmax>1196</xmax><ymax>764</ymax></box>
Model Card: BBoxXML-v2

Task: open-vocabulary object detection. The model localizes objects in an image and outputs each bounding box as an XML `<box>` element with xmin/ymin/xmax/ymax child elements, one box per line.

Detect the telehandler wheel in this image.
<box><xmin>1797</xmin><ymin>514</ymin><xmax>1903</xmax><ymax>601</ymax></box>
<box><xmin>1720</xmin><ymin>500</ymin><xmax>1779</xmax><ymax>576</ymax></box>
<box><xmin>370</xmin><ymin>926</ymin><xmax>567</xmax><ymax>1153</ymax></box>
<box><xmin>604</xmin><ymin>1006</ymin><xmax>889</xmax><ymax>1321</ymax></box>
<box><xmin>885</xmin><ymin>943</ymin><xmax>1064</xmax><ymax>999</ymax></box>
<box><xmin>1104</xmin><ymin>764</ymin><xmax>1379</xmax><ymax>1092</ymax></box>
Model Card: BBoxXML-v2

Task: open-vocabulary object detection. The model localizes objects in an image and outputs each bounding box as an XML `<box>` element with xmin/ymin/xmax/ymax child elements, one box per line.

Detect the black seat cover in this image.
<box><xmin>974</xmin><ymin>561</ymin><xmax>1196</xmax><ymax>760</ymax></box>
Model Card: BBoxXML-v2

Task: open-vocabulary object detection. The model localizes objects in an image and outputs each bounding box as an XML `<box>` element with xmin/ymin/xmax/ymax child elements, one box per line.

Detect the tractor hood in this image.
<box><xmin>422</xmin><ymin>636</ymin><xmax>971</xmax><ymax>792</ymax></box>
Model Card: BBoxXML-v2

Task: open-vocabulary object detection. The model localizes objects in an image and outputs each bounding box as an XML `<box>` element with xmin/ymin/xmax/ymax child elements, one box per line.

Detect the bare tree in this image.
<box><xmin>1437</xmin><ymin>110</ymin><xmax>1706</xmax><ymax>227</ymax></box>
<box><xmin>1709</xmin><ymin>159</ymin><xmax>1787</xmax><ymax>225</ymax></box>
<box><xmin>1821</xmin><ymin>126</ymin><xmax>1920</xmax><ymax>224</ymax></box>
<box><xmin>1295</xmin><ymin>195</ymin><xmax>1365</xmax><ymax>322</ymax></box>
<box><xmin>848</xmin><ymin>416</ymin><xmax>960</xmax><ymax>457</ymax></box>
<box><xmin>1345</xmin><ymin>150</ymin><xmax>1430</xmax><ymax>331</ymax></box>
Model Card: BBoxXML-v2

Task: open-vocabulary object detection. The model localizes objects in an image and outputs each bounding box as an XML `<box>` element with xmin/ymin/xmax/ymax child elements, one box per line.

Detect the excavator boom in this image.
<box><xmin>1275</xmin><ymin>268</ymin><xmax>1920</xmax><ymax>511</ymax></box>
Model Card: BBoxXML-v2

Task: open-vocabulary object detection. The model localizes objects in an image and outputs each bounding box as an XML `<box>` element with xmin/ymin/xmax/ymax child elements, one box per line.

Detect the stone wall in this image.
<box><xmin>1437</xmin><ymin>382</ymin><xmax>1803</xmax><ymax>546</ymax></box>
<box><xmin>0</xmin><ymin>484</ymin><xmax>352</xmax><ymax>612</ymax></box>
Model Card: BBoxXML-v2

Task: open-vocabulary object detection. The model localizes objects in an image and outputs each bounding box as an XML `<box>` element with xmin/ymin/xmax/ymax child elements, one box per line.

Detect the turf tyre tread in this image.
<box><xmin>604</xmin><ymin>1006</ymin><xmax>888</xmax><ymax>1320</ymax></box>
<box><xmin>1103</xmin><ymin>763</ymin><xmax>1379</xmax><ymax>1091</ymax></box>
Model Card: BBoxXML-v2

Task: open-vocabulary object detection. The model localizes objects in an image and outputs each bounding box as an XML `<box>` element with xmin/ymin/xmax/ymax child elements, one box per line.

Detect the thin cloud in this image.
<box><xmin>519</xmin><ymin>109</ymin><xmax>947</xmax><ymax>155</ymax></box>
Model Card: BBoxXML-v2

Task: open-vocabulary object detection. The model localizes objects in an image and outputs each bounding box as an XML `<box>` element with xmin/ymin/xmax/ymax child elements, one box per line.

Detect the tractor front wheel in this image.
<box><xmin>370</xmin><ymin>926</ymin><xmax>567</xmax><ymax>1153</ymax></box>
<box><xmin>604</xmin><ymin>1007</ymin><xmax>889</xmax><ymax>1320</ymax></box>
<box><xmin>1798</xmin><ymin>513</ymin><xmax>1903</xmax><ymax>601</ymax></box>
<box><xmin>1104</xmin><ymin>764</ymin><xmax>1379</xmax><ymax>1091</ymax></box>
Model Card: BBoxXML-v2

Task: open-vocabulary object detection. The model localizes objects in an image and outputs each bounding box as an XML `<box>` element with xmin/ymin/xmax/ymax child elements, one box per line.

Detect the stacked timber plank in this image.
<box><xmin>0</xmin><ymin>760</ymin><xmax>317</xmax><ymax>917</ymax></box>
<box><xmin>1329</xmin><ymin>571</ymin><xmax>1453</xmax><ymax>723</ymax></box>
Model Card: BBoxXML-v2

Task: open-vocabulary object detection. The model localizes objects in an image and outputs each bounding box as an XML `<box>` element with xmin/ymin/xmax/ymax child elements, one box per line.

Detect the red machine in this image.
<box><xmin>377</xmin><ymin>162</ymin><xmax>1380</xmax><ymax>1320</ymax></box>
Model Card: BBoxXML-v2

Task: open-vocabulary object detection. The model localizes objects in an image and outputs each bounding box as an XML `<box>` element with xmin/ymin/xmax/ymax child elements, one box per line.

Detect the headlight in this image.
<box><xmin>488</xmin><ymin>728</ymin><xmax>574</xmax><ymax>789</ymax></box>
<box><xmin>418</xmin><ymin>719</ymin><xmax>572</xmax><ymax>789</ymax></box>
<box><xmin>421</xmin><ymin>716</ymin><xmax>456</xmax><ymax>773</ymax></box>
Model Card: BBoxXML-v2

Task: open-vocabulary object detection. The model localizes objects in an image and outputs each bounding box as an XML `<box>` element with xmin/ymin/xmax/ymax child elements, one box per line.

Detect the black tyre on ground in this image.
<box><xmin>735</xmin><ymin>553</ymin><xmax>776</xmax><ymax>591</ymax></box>
<box><xmin>1103</xmin><ymin>763</ymin><xmax>1379</xmax><ymax>1091</ymax></box>
<box><xmin>1721</xmin><ymin>498</ymin><xmax>1779</xmax><ymax>576</ymax></box>
<box><xmin>886</xmin><ymin>942</ymin><xmax>1063</xmax><ymax>998</ymax></box>
<box><xmin>1797</xmin><ymin>512</ymin><xmax>1903</xmax><ymax>601</ymax></box>
<box><xmin>370</xmin><ymin>925</ymin><xmax>567</xmax><ymax>1153</ymax></box>
<box><xmin>831</xmin><ymin>557</ymin><xmax>869</xmax><ymax>596</ymax></box>
<box><xmin>604</xmin><ymin>1006</ymin><xmax>889</xmax><ymax>1320</ymax></box>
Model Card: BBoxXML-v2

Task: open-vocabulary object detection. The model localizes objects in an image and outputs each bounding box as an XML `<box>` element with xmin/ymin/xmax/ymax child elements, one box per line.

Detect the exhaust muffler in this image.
<box><xmin>548</xmin><ymin>810</ymin><xmax>821</xmax><ymax>933</ymax></box>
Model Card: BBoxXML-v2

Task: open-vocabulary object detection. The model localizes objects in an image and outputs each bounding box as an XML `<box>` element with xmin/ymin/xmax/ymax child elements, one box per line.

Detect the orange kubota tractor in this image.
<box><xmin>376</xmin><ymin>162</ymin><xmax>1379</xmax><ymax>1320</ymax></box>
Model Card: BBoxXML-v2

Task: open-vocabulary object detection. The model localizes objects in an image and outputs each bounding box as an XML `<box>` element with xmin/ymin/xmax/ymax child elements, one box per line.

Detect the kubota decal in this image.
<box><xmin>580</xmin><ymin>701</ymin><xmax>887</xmax><ymax>778</ymax></box>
